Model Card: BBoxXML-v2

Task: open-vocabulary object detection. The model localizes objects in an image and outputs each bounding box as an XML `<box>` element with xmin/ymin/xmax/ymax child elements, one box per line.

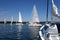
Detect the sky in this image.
<box><xmin>0</xmin><ymin>0</ymin><xmax>60</xmax><ymax>21</ymax></box>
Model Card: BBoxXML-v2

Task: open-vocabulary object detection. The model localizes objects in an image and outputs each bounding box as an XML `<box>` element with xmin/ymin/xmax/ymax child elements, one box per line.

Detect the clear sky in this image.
<box><xmin>0</xmin><ymin>0</ymin><xmax>60</xmax><ymax>21</ymax></box>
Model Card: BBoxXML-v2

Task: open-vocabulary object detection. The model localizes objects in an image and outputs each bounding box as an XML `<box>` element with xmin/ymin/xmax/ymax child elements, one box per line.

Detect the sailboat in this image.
<box><xmin>29</xmin><ymin>5</ymin><xmax>42</xmax><ymax>27</ymax></box>
<box><xmin>10</xmin><ymin>16</ymin><xmax>13</xmax><ymax>25</ymax></box>
<box><xmin>4</xmin><ymin>18</ymin><xmax>6</xmax><ymax>24</ymax></box>
<box><xmin>18</xmin><ymin>11</ymin><xmax>22</xmax><ymax>23</ymax></box>
<box><xmin>39</xmin><ymin>0</ymin><xmax>59</xmax><ymax>40</ymax></box>
<box><xmin>16</xmin><ymin>11</ymin><xmax>23</xmax><ymax>25</ymax></box>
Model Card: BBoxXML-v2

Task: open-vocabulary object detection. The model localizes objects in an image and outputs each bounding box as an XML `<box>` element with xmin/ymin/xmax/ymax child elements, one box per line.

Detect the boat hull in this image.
<box><xmin>16</xmin><ymin>23</ymin><xmax>23</xmax><ymax>25</ymax></box>
<box><xmin>29</xmin><ymin>23</ymin><xmax>42</xmax><ymax>27</ymax></box>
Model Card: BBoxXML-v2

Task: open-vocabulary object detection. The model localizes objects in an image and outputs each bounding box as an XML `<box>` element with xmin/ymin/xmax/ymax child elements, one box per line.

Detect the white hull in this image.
<box><xmin>16</xmin><ymin>23</ymin><xmax>23</xmax><ymax>25</ymax></box>
<box><xmin>29</xmin><ymin>23</ymin><xmax>42</xmax><ymax>27</ymax></box>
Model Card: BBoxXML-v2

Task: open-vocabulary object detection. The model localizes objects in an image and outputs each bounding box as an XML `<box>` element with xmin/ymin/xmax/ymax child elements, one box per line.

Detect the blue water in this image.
<box><xmin>0</xmin><ymin>24</ymin><xmax>40</xmax><ymax>40</ymax></box>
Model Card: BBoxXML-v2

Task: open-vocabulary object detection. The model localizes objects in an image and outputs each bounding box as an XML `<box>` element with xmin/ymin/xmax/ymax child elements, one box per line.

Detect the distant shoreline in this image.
<box><xmin>0</xmin><ymin>21</ymin><xmax>60</xmax><ymax>24</ymax></box>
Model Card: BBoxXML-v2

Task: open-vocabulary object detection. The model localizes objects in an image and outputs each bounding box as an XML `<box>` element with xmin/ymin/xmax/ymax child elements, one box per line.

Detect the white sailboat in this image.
<box><xmin>18</xmin><ymin>11</ymin><xmax>22</xmax><ymax>22</ymax></box>
<box><xmin>39</xmin><ymin>0</ymin><xmax>59</xmax><ymax>40</ymax></box>
<box><xmin>16</xmin><ymin>11</ymin><xmax>23</xmax><ymax>25</ymax></box>
<box><xmin>10</xmin><ymin>16</ymin><xmax>13</xmax><ymax>25</ymax></box>
<box><xmin>4</xmin><ymin>18</ymin><xmax>6</xmax><ymax>24</ymax></box>
<box><xmin>29</xmin><ymin>5</ymin><xmax>41</xmax><ymax>26</ymax></box>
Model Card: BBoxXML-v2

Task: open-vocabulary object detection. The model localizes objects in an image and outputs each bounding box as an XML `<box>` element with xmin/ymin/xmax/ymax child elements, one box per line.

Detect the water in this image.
<box><xmin>0</xmin><ymin>24</ymin><xmax>40</xmax><ymax>40</ymax></box>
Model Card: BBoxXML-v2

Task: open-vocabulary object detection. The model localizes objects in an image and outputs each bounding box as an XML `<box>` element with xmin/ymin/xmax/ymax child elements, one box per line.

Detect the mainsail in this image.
<box><xmin>30</xmin><ymin>5</ymin><xmax>39</xmax><ymax>23</ymax></box>
<box><xmin>19</xmin><ymin>11</ymin><xmax>22</xmax><ymax>22</ymax></box>
<box><xmin>51</xmin><ymin>0</ymin><xmax>60</xmax><ymax>19</ymax></box>
<box><xmin>16</xmin><ymin>11</ymin><xmax>23</xmax><ymax>25</ymax></box>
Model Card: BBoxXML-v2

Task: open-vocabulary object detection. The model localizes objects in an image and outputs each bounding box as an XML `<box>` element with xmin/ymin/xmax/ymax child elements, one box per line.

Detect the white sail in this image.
<box><xmin>16</xmin><ymin>11</ymin><xmax>23</xmax><ymax>25</ymax></box>
<box><xmin>29</xmin><ymin>5</ymin><xmax>41</xmax><ymax>26</ymax></box>
<box><xmin>19</xmin><ymin>11</ymin><xmax>22</xmax><ymax>22</ymax></box>
<box><xmin>51</xmin><ymin>0</ymin><xmax>60</xmax><ymax>19</ymax></box>
<box><xmin>30</xmin><ymin>5</ymin><xmax>39</xmax><ymax>23</ymax></box>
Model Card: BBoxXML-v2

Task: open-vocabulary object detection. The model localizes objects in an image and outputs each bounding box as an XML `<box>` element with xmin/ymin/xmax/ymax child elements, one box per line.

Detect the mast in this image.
<box><xmin>46</xmin><ymin>0</ymin><xmax>49</xmax><ymax>23</ymax></box>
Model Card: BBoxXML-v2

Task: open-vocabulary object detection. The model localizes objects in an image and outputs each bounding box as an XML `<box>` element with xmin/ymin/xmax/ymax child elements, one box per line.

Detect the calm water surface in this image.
<box><xmin>0</xmin><ymin>24</ymin><xmax>41</xmax><ymax>40</ymax></box>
